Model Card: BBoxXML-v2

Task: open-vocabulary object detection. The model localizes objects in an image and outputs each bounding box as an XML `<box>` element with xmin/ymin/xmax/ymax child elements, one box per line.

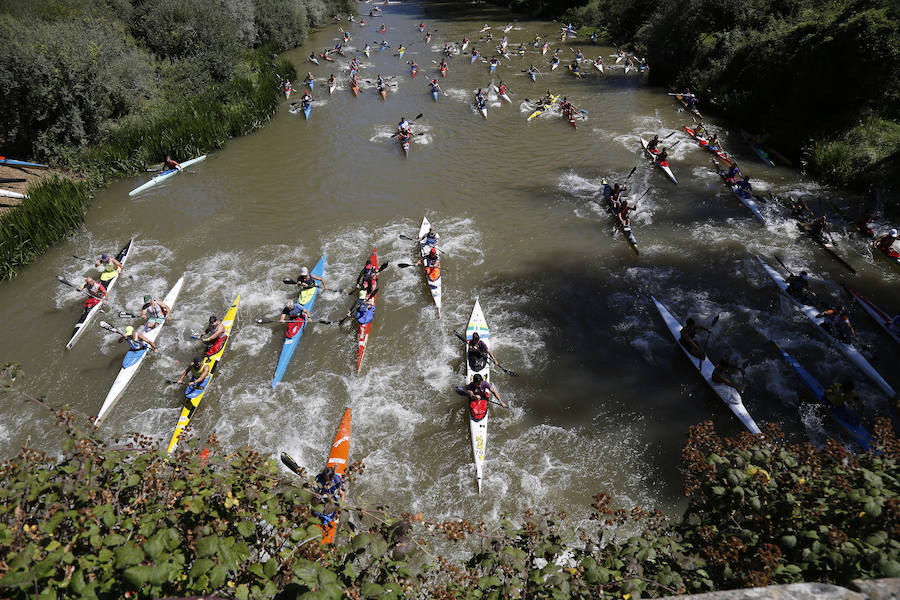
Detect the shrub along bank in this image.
<box><xmin>0</xmin><ymin>0</ymin><xmax>354</xmax><ymax>280</ymax></box>
<box><xmin>0</xmin><ymin>366</ymin><xmax>896</xmax><ymax>599</ymax></box>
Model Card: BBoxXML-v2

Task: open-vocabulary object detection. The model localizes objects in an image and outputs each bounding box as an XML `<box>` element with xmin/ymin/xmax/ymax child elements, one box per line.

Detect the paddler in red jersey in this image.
<box><xmin>875</xmin><ymin>228</ymin><xmax>898</xmax><ymax>253</ymax></box>
<box><xmin>464</xmin><ymin>374</ymin><xmax>506</xmax><ymax>421</ymax></box>
<box><xmin>356</xmin><ymin>259</ymin><xmax>379</xmax><ymax>296</ymax></box>
<box><xmin>76</xmin><ymin>277</ymin><xmax>107</xmax><ymax>313</ymax></box>
<box><xmin>201</xmin><ymin>315</ymin><xmax>227</xmax><ymax>355</ymax></box>
<box><xmin>163</xmin><ymin>155</ymin><xmax>181</xmax><ymax>171</ymax></box>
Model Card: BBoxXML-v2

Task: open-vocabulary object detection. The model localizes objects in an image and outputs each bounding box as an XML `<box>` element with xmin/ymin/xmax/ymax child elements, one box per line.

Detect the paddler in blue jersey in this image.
<box><xmin>419</xmin><ymin>225</ymin><xmax>440</xmax><ymax>247</ymax></box>
<box><xmin>117</xmin><ymin>325</ymin><xmax>158</xmax><ymax>354</ymax></box>
<box><xmin>725</xmin><ymin>162</ymin><xmax>742</xmax><ymax>181</ymax></box>
<box><xmin>735</xmin><ymin>175</ymin><xmax>753</xmax><ymax>193</ymax></box>
<box><xmin>141</xmin><ymin>294</ymin><xmax>171</xmax><ymax>331</ymax></box>
<box><xmin>177</xmin><ymin>356</ymin><xmax>210</xmax><ymax>388</ymax></box>
<box><xmin>355</xmin><ymin>292</ymin><xmax>376</xmax><ymax>325</ymax></box>
<box><xmin>280</xmin><ymin>301</ymin><xmax>310</xmax><ymax>324</ymax></box>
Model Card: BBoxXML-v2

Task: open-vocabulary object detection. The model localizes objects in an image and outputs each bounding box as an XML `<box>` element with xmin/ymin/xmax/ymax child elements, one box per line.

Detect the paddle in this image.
<box><xmin>390</xmin><ymin>114</ymin><xmax>424</xmax><ymax>138</ymax></box>
<box><xmin>623</xmin><ymin>166</ymin><xmax>638</xmax><ymax>184</ymax></box>
<box><xmin>56</xmin><ymin>275</ymin><xmax>78</xmax><ymax>288</ymax></box>
<box><xmin>399</xmin><ymin>234</ymin><xmax>449</xmax><ymax>254</ymax></box>
<box><xmin>773</xmin><ymin>255</ymin><xmax>795</xmax><ymax>277</ymax></box>
<box><xmin>664</xmin><ymin>131</ymin><xmax>677</xmax><ymax>139</ymax></box>
<box><xmin>451</xmin><ymin>329</ymin><xmax>519</xmax><ymax>376</ymax></box>
<box><xmin>454</xmin><ymin>386</ymin><xmax>507</xmax><ymax>408</ymax></box>
<box><xmin>323</xmin><ymin>288</ymin><xmax>381</xmax><ymax>326</ymax></box>
<box><xmin>71</xmin><ymin>254</ymin><xmax>93</xmax><ymax>261</ymax></box>
<box><xmin>99</xmin><ymin>321</ymin><xmax>123</xmax><ymax>336</ymax></box>
<box><xmin>698</xmin><ymin>314</ymin><xmax>720</xmax><ymax>368</ymax></box>
<box><xmin>0</xmin><ymin>178</ymin><xmax>26</xmax><ymax>184</ymax></box>
<box><xmin>344</xmin><ymin>262</ymin><xmax>390</xmax><ymax>295</ymax></box>
<box><xmin>118</xmin><ymin>311</ymin><xmax>139</xmax><ymax>318</ymax></box>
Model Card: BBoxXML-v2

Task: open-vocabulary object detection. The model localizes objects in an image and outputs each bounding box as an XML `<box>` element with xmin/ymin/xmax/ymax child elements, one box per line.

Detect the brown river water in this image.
<box><xmin>1</xmin><ymin>0</ymin><xmax>898</xmax><ymax>525</ymax></box>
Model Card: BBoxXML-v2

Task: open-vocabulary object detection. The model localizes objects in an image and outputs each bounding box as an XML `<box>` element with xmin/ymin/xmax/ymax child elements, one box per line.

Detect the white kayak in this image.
<box><xmin>756</xmin><ymin>257</ymin><xmax>895</xmax><ymax>397</ymax></box>
<box><xmin>66</xmin><ymin>238</ymin><xmax>134</xmax><ymax>350</ymax></box>
<box><xmin>417</xmin><ymin>216</ymin><xmax>442</xmax><ymax>315</ymax></box>
<box><xmin>0</xmin><ymin>189</ymin><xmax>25</xmax><ymax>199</ymax></box>
<box><xmin>843</xmin><ymin>284</ymin><xmax>900</xmax><ymax>346</ymax></box>
<box><xmin>640</xmin><ymin>138</ymin><xmax>678</xmax><ymax>185</ymax></box>
<box><xmin>478</xmin><ymin>105</ymin><xmax>488</xmax><ymax>119</ymax></box>
<box><xmin>129</xmin><ymin>155</ymin><xmax>206</xmax><ymax>197</ymax></box>
<box><xmin>651</xmin><ymin>296</ymin><xmax>762</xmax><ymax>434</ymax></box>
<box><xmin>95</xmin><ymin>275</ymin><xmax>185</xmax><ymax>426</ymax></box>
<box><xmin>594</xmin><ymin>61</ymin><xmax>604</xmax><ymax>73</ymax></box>
<box><xmin>465</xmin><ymin>299</ymin><xmax>492</xmax><ymax>493</ymax></box>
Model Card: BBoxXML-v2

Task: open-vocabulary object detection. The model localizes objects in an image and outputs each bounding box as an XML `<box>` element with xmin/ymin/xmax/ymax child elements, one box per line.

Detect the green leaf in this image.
<box><xmin>195</xmin><ymin>535</ymin><xmax>218</xmax><ymax>557</ymax></box>
<box><xmin>114</xmin><ymin>543</ymin><xmax>145</xmax><ymax>569</ymax></box>
<box><xmin>236</xmin><ymin>520</ymin><xmax>255</xmax><ymax>538</ymax></box>
<box><xmin>264</xmin><ymin>557</ymin><xmax>278</xmax><ymax>578</ymax></box>
<box><xmin>864</xmin><ymin>499</ymin><xmax>882</xmax><ymax>517</ymax></box>
<box><xmin>190</xmin><ymin>558</ymin><xmax>215</xmax><ymax>577</ymax></box>
<box><xmin>103</xmin><ymin>533</ymin><xmax>126</xmax><ymax>547</ymax></box>
<box><xmin>209</xmin><ymin>564</ymin><xmax>227</xmax><ymax>588</ymax></box>
<box><xmin>361</xmin><ymin>582</ymin><xmax>385</xmax><ymax>598</ymax></box>
<box><xmin>711</xmin><ymin>486</ymin><xmax>725</xmax><ymax>495</ymax></box>
<box><xmin>236</xmin><ymin>584</ymin><xmax>250</xmax><ymax>600</ymax></box>
<box><xmin>122</xmin><ymin>565</ymin><xmax>155</xmax><ymax>587</ymax></box>
<box><xmin>780</xmin><ymin>535</ymin><xmax>797</xmax><ymax>549</ymax></box>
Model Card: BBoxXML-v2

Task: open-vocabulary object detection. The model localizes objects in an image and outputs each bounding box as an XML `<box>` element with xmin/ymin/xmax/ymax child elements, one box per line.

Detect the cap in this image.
<box><xmin>124</xmin><ymin>326</ymin><xmax>134</xmax><ymax>335</ymax></box>
<box><xmin>890</xmin><ymin>229</ymin><xmax>898</xmax><ymax>237</ymax></box>
<box><xmin>209</xmin><ymin>315</ymin><xmax>218</xmax><ymax>323</ymax></box>
<box><xmin>101</xmin><ymin>253</ymin><xmax>109</xmax><ymax>261</ymax></box>
<box><xmin>143</xmin><ymin>294</ymin><xmax>151</xmax><ymax>303</ymax></box>
<box><xmin>300</xmin><ymin>267</ymin><xmax>309</xmax><ymax>276</ymax></box>
<box><xmin>359</xmin><ymin>290</ymin><xmax>367</xmax><ymax>299</ymax></box>
<box><xmin>192</xmin><ymin>356</ymin><xmax>202</xmax><ymax>365</ymax></box>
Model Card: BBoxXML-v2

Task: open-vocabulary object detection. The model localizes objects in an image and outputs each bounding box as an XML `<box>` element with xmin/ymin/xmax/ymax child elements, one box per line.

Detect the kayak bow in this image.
<box><xmin>129</xmin><ymin>156</ymin><xmax>206</xmax><ymax>197</ymax></box>
<box><xmin>272</xmin><ymin>255</ymin><xmax>325</xmax><ymax>387</ymax></box>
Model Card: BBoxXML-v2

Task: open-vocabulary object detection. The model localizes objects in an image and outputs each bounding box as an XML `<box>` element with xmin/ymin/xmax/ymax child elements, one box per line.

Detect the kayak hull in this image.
<box><xmin>843</xmin><ymin>285</ymin><xmax>900</xmax><ymax>346</ymax></box>
<box><xmin>321</xmin><ymin>407</ymin><xmax>351</xmax><ymax>544</ymax></box>
<box><xmin>713</xmin><ymin>160</ymin><xmax>765</xmax><ymax>223</ymax></box>
<box><xmin>356</xmin><ymin>248</ymin><xmax>378</xmax><ymax>373</ymax></box>
<box><xmin>684</xmin><ymin>126</ymin><xmax>733</xmax><ymax>165</ymax></box>
<box><xmin>465</xmin><ymin>299</ymin><xmax>491</xmax><ymax>493</ymax></box>
<box><xmin>129</xmin><ymin>155</ymin><xmax>206</xmax><ymax>196</ymax></box>
<box><xmin>640</xmin><ymin>138</ymin><xmax>677</xmax><ymax>184</ymax></box>
<box><xmin>651</xmin><ymin>296</ymin><xmax>762</xmax><ymax>434</ymax></box>
<box><xmin>167</xmin><ymin>294</ymin><xmax>240</xmax><ymax>454</ymax></box>
<box><xmin>526</xmin><ymin>94</ymin><xmax>559</xmax><ymax>121</ymax></box>
<box><xmin>417</xmin><ymin>217</ymin><xmax>442</xmax><ymax>315</ymax></box>
<box><xmin>272</xmin><ymin>255</ymin><xmax>325</xmax><ymax>387</ymax></box>
<box><xmin>66</xmin><ymin>238</ymin><xmax>134</xmax><ymax>350</ymax></box>
<box><xmin>96</xmin><ymin>275</ymin><xmax>185</xmax><ymax>425</ymax></box>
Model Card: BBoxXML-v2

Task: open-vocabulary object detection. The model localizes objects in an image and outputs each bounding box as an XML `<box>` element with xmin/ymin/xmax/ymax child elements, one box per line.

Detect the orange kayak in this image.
<box><xmin>321</xmin><ymin>407</ymin><xmax>351</xmax><ymax>544</ymax></box>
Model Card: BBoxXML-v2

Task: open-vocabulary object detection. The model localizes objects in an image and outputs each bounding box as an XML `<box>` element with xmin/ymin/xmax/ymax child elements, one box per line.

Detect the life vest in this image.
<box><xmin>127</xmin><ymin>335</ymin><xmax>146</xmax><ymax>352</ymax></box>
<box><xmin>361</xmin><ymin>265</ymin><xmax>377</xmax><ymax>282</ymax></box>
<box><xmin>316</xmin><ymin>472</ymin><xmax>343</xmax><ymax>496</ymax></box>
<box><xmin>190</xmin><ymin>363</ymin><xmax>206</xmax><ymax>379</ymax></box>
<box><xmin>84</xmin><ymin>296</ymin><xmax>102</xmax><ymax>309</ymax></box>
<box><xmin>357</xmin><ymin>304</ymin><xmax>375</xmax><ymax>325</ymax></box>
<box><xmin>205</xmin><ymin>335</ymin><xmax>227</xmax><ymax>356</ymax></box>
<box><xmin>99</xmin><ymin>261</ymin><xmax>119</xmax><ymax>282</ymax></box>
<box><xmin>469</xmin><ymin>399</ymin><xmax>488</xmax><ymax>421</ymax></box>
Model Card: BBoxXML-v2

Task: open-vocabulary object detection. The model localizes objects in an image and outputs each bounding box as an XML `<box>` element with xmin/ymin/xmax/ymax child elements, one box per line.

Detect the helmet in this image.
<box><xmin>192</xmin><ymin>356</ymin><xmax>202</xmax><ymax>365</ymax></box>
<box><xmin>359</xmin><ymin>290</ymin><xmax>368</xmax><ymax>299</ymax></box>
<box><xmin>101</xmin><ymin>253</ymin><xmax>109</xmax><ymax>261</ymax></box>
<box><xmin>890</xmin><ymin>229</ymin><xmax>898</xmax><ymax>237</ymax></box>
<box><xmin>472</xmin><ymin>374</ymin><xmax>483</xmax><ymax>383</ymax></box>
<box><xmin>300</xmin><ymin>266</ymin><xmax>309</xmax><ymax>276</ymax></box>
<box><xmin>429</xmin><ymin>248</ymin><xmax>438</xmax><ymax>257</ymax></box>
<box><xmin>143</xmin><ymin>294</ymin><xmax>152</xmax><ymax>302</ymax></box>
<box><xmin>124</xmin><ymin>326</ymin><xmax>134</xmax><ymax>335</ymax></box>
<box><xmin>209</xmin><ymin>315</ymin><xmax>218</xmax><ymax>323</ymax></box>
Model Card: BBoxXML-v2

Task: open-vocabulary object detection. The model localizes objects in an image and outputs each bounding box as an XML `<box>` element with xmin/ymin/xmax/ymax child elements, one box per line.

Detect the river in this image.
<box><xmin>1</xmin><ymin>0</ymin><xmax>897</xmax><ymax>527</ymax></box>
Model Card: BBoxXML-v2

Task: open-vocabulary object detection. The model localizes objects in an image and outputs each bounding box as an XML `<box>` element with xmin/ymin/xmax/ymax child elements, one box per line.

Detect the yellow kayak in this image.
<box><xmin>526</xmin><ymin>94</ymin><xmax>559</xmax><ymax>121</ymax></box>
<box><xmin>166</xmin><ymin>294</ymin><xmax>240</xmax><ymax>454</ymax></box>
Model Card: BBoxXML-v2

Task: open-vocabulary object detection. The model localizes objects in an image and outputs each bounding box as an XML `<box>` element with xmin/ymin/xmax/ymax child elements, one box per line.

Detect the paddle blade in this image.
<box><xmin>454</xmin><ymin>385</ymin><xmax>469</xmax><ymax>396</ymax></box>
<box><xmin>397</xmin><ymin>263</ymin><xmax>414</xmax><ymax>268</ymax></box>
<box><xmin>280</xmin><ymin>452</ymin><xmax>303</xmax><ymax>476</ymax></box>
<box><xmin>56</xmin><ymin>275</ymin><xmax>76</xmax><ymax>287</ymax></box>
<box><xmin>283</xmin><ymin>278</ymin><xmax>298</xmax><ymax>285</ymax></box>
<box><xmin>414</xmin><ymin>113</ymin><xmax>424</xmax><ymax>120</ymax></box>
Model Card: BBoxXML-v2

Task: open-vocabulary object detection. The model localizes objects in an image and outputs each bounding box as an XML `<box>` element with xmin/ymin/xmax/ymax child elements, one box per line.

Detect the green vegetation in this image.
<box><xmin>0</xmin><ymin>0</ymin><xmax>354</xmax><ymax>280</ymax></box>
<box><xmin>510</xmin><ymin>0</ymin><xmax>900</xmax><ymax>191</ymax></box>
<box><xmin>0</xmin><ymin>365</ymin><xmax>897</xmax><ymax>599</ymax></box>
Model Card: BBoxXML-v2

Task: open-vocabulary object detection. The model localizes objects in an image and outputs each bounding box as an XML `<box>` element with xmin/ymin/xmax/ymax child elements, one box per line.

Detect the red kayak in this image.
<box><xmin>684</xmin><ymin>126</ymin><xmax>733</xmax><ymax>165</ymax></box>
<box><xmin>873</xmin><ymin>239</ymin><xmax>900</xmax><ymax>269</ymax></box>
<box><xmin>357</xmin><ymin>248</ymin><xmax>378</xmax><ymax>373</ymax></box>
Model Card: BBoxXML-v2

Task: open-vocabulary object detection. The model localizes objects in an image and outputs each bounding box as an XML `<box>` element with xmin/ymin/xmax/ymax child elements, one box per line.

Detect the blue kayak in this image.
<box><xmin>0</xmin><ymin>156</ymin><xmax>48</xmax><ymax>169</ymax></box>
<box><xmin>432</xmin><ymin>90</ymin><xmax>439</xmax><ymax>101</ymax></box>
<box><xmin>272</xmin><ymin>254</ymin><xmax>325</xmax><ymax>387</ymax></box>
<box><xmin>773</xmin><ymin>342</ymin><xmax>875</xmax><ymax>451</ymax></box>
<box><xmin>304</xmin><ymin>104</ymin><xmax>311</xmax><ymax>120</ymax></box>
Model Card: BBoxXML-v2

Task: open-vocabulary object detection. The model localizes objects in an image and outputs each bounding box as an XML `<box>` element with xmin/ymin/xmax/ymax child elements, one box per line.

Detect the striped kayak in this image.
<box><xmin>417</xmin><ymin>216</ymin><xmax>442</xmax><ymax>314</ymax></box>
<box><xmin>95</xmin><ymin>275</ymin><xmax>185</xmax><ymax>426</ymax></box>
<box><xmin>755</xmin><ymin>257</ymin><xmax>894</xmax><ymax>397</ymax></box>
<box><xmin>640</xmin><ymin>138</ymin><xmax>677</xmax><ymax>184</ymax></box>
<box><xmin>66</xmin><ymin>238</ymin><xmax>134</xmax><ymax>350</ymax></box>
<box><xmin>526</xmin><ymin>95</ymin><xmax>559</xmax><ymax>121</ymax></box>
<box><xmin>712</xmin><ymin>160</ymin><xmax>765</xmax><ymax>223</ymax></box>
<box><xmin>772</xmin><ymin>342</ymin><xmax>875</xmax><ymax>451</ymax></box>
<box><xmin>465</xmin><ymin>299</ymin><xmax>491</xmax><ymax>493</ymax></box>
<box><xmin>272</xmin><ymin>255</ymin><xmax>325</xmax><ymax>387</ymax></box>
<box><xmin>399</xmin><ymin>132</ymin><xmax>411</xmax><ymax>156</ymax></box>
<box><xmin>321</xmin><ymin>407</ymin><xmax>351</xmax><ymax>543</ymax></box>
<box><xmin>741</xmin><ymin>130</ymin><xmax>775</xmax><ymax>167</ymax></box>
<box><xmin>872</xmin><ymin>239</ymin><xmax>900</xmax><ymax>269</ymax></box>
<box><xmin>651</xmin><ymin>296</ymin><xmax>762</xmax><ymax>434</ymax></box>
<box><xmin>0</xmin><ymin>189</ymin><xmax>26</xmax><ymax>199</ymax></box>
<box><xmin>683</xmin><ymin>126</ymin><xmax>733</xmax><ymax>165</ymax></box>
<box><xmin>129</xmin><ymin>155</ymin><xmax>206</xmax><ymax>197</ymax></box>
<box><xmin>0</xmin><ymin>156</ymin><xmax>48</xmax><ymax>169</ymax></box>
<box><xmin>601</xmin><ymin>180</ymin><xmax>638</xmax><ymax>254</ymax></box>
<box><xmin>673</xmin><ymin>93</ymin><xmax>702</xmax><ymax>119</ymax></box>
<box><xmin>356</xmin><ymin>248</ymin><xmax>378</xmax><ymax>373</ymax></box>
<box><xmin>167</xmin><ymin>294</ymin><xmax>240</xmax><ymax>454</ymax></box>
<box><xmin>843</xmin><ymin>285</ymin><xmax>900</xmax><ymax>346</ymax></box>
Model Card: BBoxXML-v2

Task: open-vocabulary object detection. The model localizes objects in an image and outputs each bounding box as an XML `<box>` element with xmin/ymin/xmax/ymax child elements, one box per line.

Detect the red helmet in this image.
<box><xmin>429</xmin><ymin>247</ymin><xmax>438</xmax><ymax>257</ymax></box>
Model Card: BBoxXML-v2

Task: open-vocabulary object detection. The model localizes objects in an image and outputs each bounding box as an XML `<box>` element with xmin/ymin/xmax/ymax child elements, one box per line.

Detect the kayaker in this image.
<box><xmin>681</xmin><ymin>89</ymin><xmax>698</xmax><ymax>108</ymax></box>
<box><xmin>471</xmin><ymin>48</ymin><xmax>480</xmax><ymax>61</ymax></box>
<box><xmin>679</xmin><ymin>317</ymin><xmax>710</xmax><ymax>360</ymax></box>
<box><xmin>617</xmin><ymin>199</ymin><xmax>633</xmax><ymax>227</ymax></box>
<box><xmin>328</xmin><ymin>74</ymin><xmax>336</xmax><ymax>88</ymax></box>
<box><xmin>76</xmin><ymin>277</ymin><xmax>107</xmax><ymax>312</ymax></box>
<box><xmin>498</xmin><ymin>82</ymin><xmax>509</xmax><ymax>98</ymax></box>
<box><xmin>816</xmin><ymin>308</ymin><xmax>856</xmax><ymax>344</ymax></box>
<box><xmin>708</xmin><ymin>134</ymin><xmax>723</xmax><ymax>151</ymax></box>
<box><xmin>609</xmin><ymin>183</ymin><xmax>626</xmax><ymax>209</ymax></box>
<box><xmin>467</xmin><ymin>332</ymin><xmax>496</xmax><ymax>366</ymax></box>
<box><xmin>559</xmin><ymin>97</ymin><xmax>573</xmax><ymax>115</ymax></box>
<box><xmin>489</xmin><ymin>56</ymin><xmax>500</xmax><ymax>69</ymax></box>
<box><xmin>875</xmin><ymin>229</ymin><xmax>898</xmax><ymax>252</ymax></box>
<box><xmin>594</xmin><ymin>57</ymin><xmax>604</xmax><ymax>70</ymax></box>
<box><xmin>461</xmin><ymin>36</ymin><xmax>469</xmax><ymax>47</ymax></box>
<box><xmin>550</xmin><ymin>56</ymin><xmax>559</xmax><ymax>69</ymax></box>
<box><xmin>398</xmin><ymin>116</ymin><xmax>411</xmax><ymax>135</ymax></box>
<box><xmin>163</xmin><ymin>156</ymin><xmax>181</xmax><ymax>171</ymax></box>
<box><xmin>304</xmin><ymin>72</ymin><xmax>314</xmax><ymax>87</ymax></box>
<box><xmin>117</xmin><ymin>325</ymin><xmax>158</xmax><ymax>354</ymax></box>
<box><xmin>647</xmin><ymin>135</ymin><xmax>661</xmax><ymax>152</ymax></box>
<box><xmin>356</xmin><ymin>293</ymin><xmax>376</xmax><ymax>325</ymax></box>
<box><xmin>201</xmin><ymin>315</ymin><xmax>227</xmax><ymax>355</ymax></box>
<box><xmin>300</xmin><ymin>90</ymin><xmax>311</xmax><ymax>103</ymax></box>
<box><xmin>785</xmin><ymin>271</ymin><xmax>816</xmax><ymax>303</ymax></box>
<box><xmin>711</xmin><ymin>358</ymin><xmax>742</xmax><ymax>392</ymax></box>
<box><xmin>177</xmin><ymin>356</ymin><xmax>210</xmax><ymax>388</ymax></box>
<box><xmin>474</xmin><ymin>88</ymin><xmax>486</xmax><ymax>105</ymax></box>
<box><xmin>308</xmin><ymin>52</ymin><xmax>318</xmax><ymax>63</ymax></box>
<box><xmin>853</xmin><ymin>212</ymin><xmax>874</xmax><ymax>236</ymax></box>
<box><xmin>485</xmin><ymin>32</ymin><xmax>493</xmax><ymax>42</ymax></box>
<box><xmin>349</xmin><ymin>74</ymin><xmax>360</xmax><ymax>90</ymax></box>
<box><xmin>574</xmin><ymin>49</ymin><xmax>584</xmax><ymax>63</ymax></box>
<box><xmin>420</xmin><ymin>226</ymin><xmax>440</xmax><ymax>247</ymax></box>
<box><xmin>464</xmin><ymin>373</ymin><xmax>506</xmax><ymax>408</ymax></box>
<box><xmin>527</xmin><ymin>65</ymin><xmax>539</xmax><ymax>78</ymax></box>
<box><xmin>408</xmin><ymin>60</ymin><xmax>418</xmax><ymax>73</ymax></box>
<box><xmin>788</xmin><ymin>196</ymin><xmax>813</xmax><ymax>220</ymax></box>
<box><xmin>824</xmin><ymin>380</ymin><xmax>857</xmax><ymax>407</ymax></box>
<box><xmin>280</xmin><ymin>300</ymin><xmax>311</xmax><ymax>324</ymax></box>
<box><xmin>396</xmin><ymin>44</ymin><xmax>406</xmax><ymax>56</ymax></box>
<box><xmin>296</xmin><ymin>265</ymin><xmax>327</xmax><ymax>291</ymax></box>
<box><xmin>656</xmin><ymin>148</ymin><xmax>669</xmax><ymax>165</ymax></box>
<box><xmin>364</xmin><ymin>43</ymin><xmax>371</xmax><ymax>55</ymax></box>
<box><xmin>725</xmin><ymin>162</ymin><xmax>742</xmax><ymax>181</ymax></box>
<box><xmin>693</xmin><ymin>122</ymin><xmax>708</xmax><ymax>138</ymax></box>
<box><xmin>414</xmin><ymin>246</ymin><xmax>440</xmax><ymax>272</ymax></box>
<box><xmin>95</xmin><ymin>252</ymin><xmax>123</xmax><ymax>284</ymax></box>
<box><xmin>517</xmin><ymin>43</ymin><xmax>526</xmax><ymax>57</ymax></box>
<box><xmin>356</xmin><ymin>259</ymin><xmax>379</xmax><ymax>295</ymax></box>
<box><xmin>735</xmin><ymin>175</ymin><xmax>753</xmax><ymax>193</ymax></box>
<box><xmin>315</xmin><ymin>466</ymin><xmax>343</xmax><ymax>498</ymax></box>
<box><xmin>804</xmin><ymin>215</ymin><xmax>830</xmax><ymax>238</ymax></box>
<box><xmin>425</xmin><ymin>32</ymin><xmax>432</xmax><ymax>43</ymax></box>
<box><xmin>141</xmin><ymin>294</ymin><xmax>171</xmax><ymax>331</ymax></box>
<box><xmin>591</xmin><ymin>32</ymin><xmax>599</xmax><ymax>43</ymax></box>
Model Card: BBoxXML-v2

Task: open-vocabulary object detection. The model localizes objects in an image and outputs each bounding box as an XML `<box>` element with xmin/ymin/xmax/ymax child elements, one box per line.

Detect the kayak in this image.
<box><xmin>673</xmin><ymin>93</ymin><xmax>702</xmax><ymax>119</ymax></box>
<box><xmin>465</xmin><ymin>299</ymin><xmax>491</xmax><ymax>493</ymax></box>
<box><xmin>683</xmin><ymin>126</ymin><xmax>733</xmax><ymax>164</ymax></box>
<box><xmin>526</xmin><ymin>95</ymin><xmax>559</xmax><ymax>121</ymax></box>
<box><xmin>755</xmin><ymin>257</ymin><xmax>894</xmax><ymax>397</ymax></box>
<box><xmin>601</xmin><ymin>180</ymin><xmax>638</xmax><ymax>254</ymax></box>
<box><xmin>595</xmin><ymin>61</ymin><xmax>604</xmax><ymax>73</ymax></box>
<box><xmin>304</xmin><ymin>103</ymin><xmax>312</xmax><ymax>120</ymax></box>
<box><xmin>712</xmin><ymin>160</ymin><xmax>765</xmax><ymax>224</ymax></box>
<box><xmin>440</xmin><ymin>66</ymin><xmax>447</xmax><ymax>77</ymax></box>
<box><xmin>66</xmin><ymin>238</ymin><xmax>134</xmax><ymax>350</ymax></box>
<box><xmin>541</xmin><ymin>43</ymin><xmax>549</xmax><ymax>55</ymax></box>
<box><xmin>651</xmin><ymin>296</ymin><xmax>762</xmax><ymax>434</ymax></box>
<box><xmin>166</xmin><ymin>294</ymin><xmax>240</xmax><ymax>454</ymax></box>
<box><xmin>478</xmin><ymin>104</ymin><xmax>488</xmax><ymax>119</ymax></box>
<box><xmin>640</xmin><ymin>138</ymin><xmax>677</xmax><ymax>184</ymax></box>
<box><xmin>417</xmin><ymin>216</ymin><xmax>442</xmax><ymax>314</ymax></box>
<box><xmin>741</xmin><ymin>130</ymin><xmax>775</xmax><ymax>167</ymax></box>
<box><xmin>356</xmin><ymin>248</ymin><xmax>378</xmax><ymax>373</ymax></box>
<box><xmin>772</xmin><ymin>342</ymin><xmax>875</xmax><ymax>451</ymax></box>
<box><xmin>411</xmin><ymin>66</ymin><xmax>418</xmax><ymax>77</ymax></box>
<box><xmin>792</xmin><ymin>218</ymin><xmax>856</xmax><ymax>274</ymax></box>
<box><xmin>489</xmin><ymin>63</ymin><xmax>497</xmax><ymax>73</ymax></box>
<box><xmin>843</xmin><ymin>285</ymin><xmax>900</xmax><ymax>346</ymax></box>
<box><xmin>95</xmin><ymin>275</ymin><xmax>185</xmax><ymax>426</ymax></box>
<box><xmin>351</xmin><ymin>83</ymin><xmax>359</xmax><ymax>96</ymax></box>
<box><xmin>399</xmin><ymin>132</ymin><xmax>411</xmax><ymax>156</ymax></box>
<box><xmin>564</xmin><ymin>109</ymin><xmax>577</xmax><ymax>129</ymax></box>
<box><xmin>462</xmin><ymin>40</ymin><xmax>469</xmax><ymax>51</ymax></box>
<box><xmin>742</xmin><ymin>130</ymin><xmax>792</xmax><ymax>167</ymax></box>
<box><xmin>306</xmin><ymin>79</ymin><xmax>314</xmax><ymax>91</ymax></box>
<box><xmin>0</xmin><ymin>189</ymin><xmax>25</xmax><ymax>199</ymax></box>
<box><xmin>320</xmin><ymin>407</ymin><xmax>351</xmax><ymax>543</ymax></box>
<box><xmin>309</xmin><ymin>56</ymin><xmax>319</xmax><ymax>65</ymax></box>
<box><xmin>284</xmin><ymin>85</ymin><xmax>292</xmax><ymax>100</ymax></box>
<box><xmin>529</xmin><ymin>71</ymin><xmax>536</xmax><ymax>82</ymax></box>
<box><xmin>550</xmin><ymin>60</ymin><xmax>559</xmax><ymax>70</ymax></box>
<box><xmin>329</xmin><ymin>82</ymin><xmax>336</xmax><ymax>94</ymax></box>
<box><xmin>380</xmin><ymin>87</ymin><xmax>387</xmax><ymax>100</ymax></box>
<box><xmin>470</xmin><ymin>53</ymin><xmax>479</xmax><ymax>64</ymax></box>
<box><xmin>272</xmin><ymin>255</ymin><xmax>325</xmax><ymax>387</ymax></box>
<box><xmin>0</xmin><ymin>156</ymin><xmax>48</xmax><ymax>169</ymax></box>
<box><xmin>129</xmin><ymin>155</ymin><xmax>206</xmax><ymax>196</ymax></box>
<box><xmin>432</xmin><ymin>89</ymin><xmax>439</xmax><ymax>101</ymax></box>
<box><xmin>872</xmin><ymin>239</ymin><xmax>900</xmax><ymax>269</ymax></box>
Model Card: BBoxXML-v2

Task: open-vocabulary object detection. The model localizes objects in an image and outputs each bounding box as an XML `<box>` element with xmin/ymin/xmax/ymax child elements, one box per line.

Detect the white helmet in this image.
<box><xmin>300</xmin><ymin>267</ymin><xmax>309</xmax><ymax>276</ymax></box>
<box><xmin>890</xmin><ymin>229</ymin><xmax>898</xmax><ymax>237</ymax></box>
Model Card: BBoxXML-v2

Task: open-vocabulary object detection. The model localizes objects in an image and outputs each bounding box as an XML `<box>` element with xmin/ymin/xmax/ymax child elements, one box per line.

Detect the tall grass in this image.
<box><xmin>0</xmin><ymin>177</ymin><xmax>92</xmax><ymax>280</ymax></box>
<box><xmin>0</xmin><ymin>50</ymin><xmax>294</xmax><ymax>280</ymax></box>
